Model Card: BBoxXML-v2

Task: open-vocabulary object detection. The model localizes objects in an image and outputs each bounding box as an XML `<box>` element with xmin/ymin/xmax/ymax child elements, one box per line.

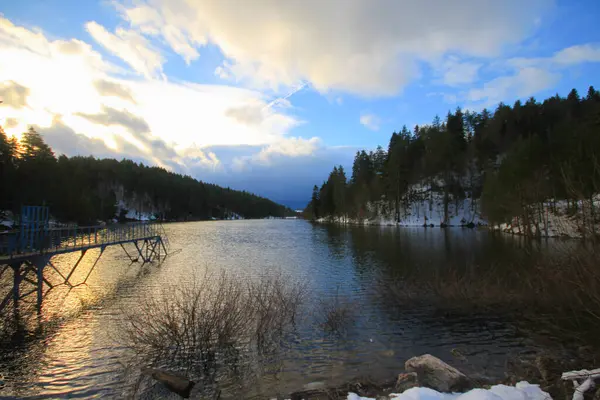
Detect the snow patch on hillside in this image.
<box><xmin>492</xmin><ymin>198</ymin><xmax>600</xmax><ymax>238</ymax></box>
<box><xmin>317</xmin><ymin>178</ymin><xmax>600</xmax><ymax>238</ymax></box>
<box><xmin>319</xmin><ymin>180</ymin><xmax>486</xmax><ymax>227</ymax></box>
<box><xmin>116</xmin><ymin>200</ymin><xmax>156</xmax><ymax>221</ymax></box>
<box><xmin>224</xmin><ymin>210</ymin><xmax>243</xmax><ymax>220</ymax></box>
<box><xmin>391</xmin><ymin>180</ymin><xmax>484</xmax><ymax>226</ymax></box>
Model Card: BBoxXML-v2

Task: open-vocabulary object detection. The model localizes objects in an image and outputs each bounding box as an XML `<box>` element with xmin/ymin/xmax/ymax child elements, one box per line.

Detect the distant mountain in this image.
<box><xmin>277</xmin><ymin>199</ymin><xmax>310</xmax><ymax>211</ymax></box>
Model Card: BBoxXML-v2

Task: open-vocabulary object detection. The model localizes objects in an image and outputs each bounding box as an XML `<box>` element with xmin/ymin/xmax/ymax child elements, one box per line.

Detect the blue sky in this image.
<box><xmin>1</xmin><ymin>0</ymin><xmax>600</xmax><ymax>209</ymax></box>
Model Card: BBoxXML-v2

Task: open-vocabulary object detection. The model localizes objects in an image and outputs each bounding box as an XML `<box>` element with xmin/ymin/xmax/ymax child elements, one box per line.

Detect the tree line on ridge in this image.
<box><xmin>0</xmin><ymin>127</ymin><xmax>293</xmax><ymax>224</ymax></box>
<box><xmin>306</xmin><ymin>87</ymin><xmax>600</xmax><ymax>238</ymax></box>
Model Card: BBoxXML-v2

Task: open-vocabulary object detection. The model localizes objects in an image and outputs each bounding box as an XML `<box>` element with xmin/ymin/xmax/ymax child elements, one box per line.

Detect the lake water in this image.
<box><xmin>0</xmin><ymin>220</ymin><xmax>559</xmax><ymax>399</ymax></box>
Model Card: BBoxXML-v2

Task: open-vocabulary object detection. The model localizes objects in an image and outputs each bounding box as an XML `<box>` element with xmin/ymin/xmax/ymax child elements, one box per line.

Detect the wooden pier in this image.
<box><xmin>0</xmin><ymin>206</ymin><xmax>169</xmax><ymax>314</ymax></box>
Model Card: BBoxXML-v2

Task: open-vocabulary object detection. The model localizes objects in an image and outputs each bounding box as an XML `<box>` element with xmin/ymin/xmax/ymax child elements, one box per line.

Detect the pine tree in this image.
<box><xmin>587</xmin><ymin>86</ymin><xmax>600</xmax><ymax>102</ymax></box>
<box><xmin>20</xmin><ymin>127</ymin><xmax>55</xmax><ymax>162</ymax></box>
<box><xmin>310</xmin><ymin>185</ymin><xmax>320</xmax><ymax>220</ymax></box>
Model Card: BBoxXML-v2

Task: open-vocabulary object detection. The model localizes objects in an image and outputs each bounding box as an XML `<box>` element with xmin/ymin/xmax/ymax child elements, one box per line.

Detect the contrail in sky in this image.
<box><xmin>262</xmin><ymin>82</ymin><xmax>308</xmax><ymax>112</ymax></box>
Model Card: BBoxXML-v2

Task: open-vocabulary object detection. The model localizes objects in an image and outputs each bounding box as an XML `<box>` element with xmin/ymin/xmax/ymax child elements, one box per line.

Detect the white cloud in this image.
<box><xmin>259</xmin><ymin>136</ymin><xmax>320</xmax><ymax>159</ymax></box>
<box><xmin>466</xmin><ymin>67</ymin><xmax>559</xmax><ymax>108</ymax></box>
<box><xmin>178</xmin><ymin>145</ymin><xmax>221</xmax><ymax>170</ymax></box>
<box><xmin>360</xmin><ymin>113</ymin><xmax>381</xmax><ymax>131</ymax></box>
<box><xmin>0</xmin><ymin>14</ymin><xmax>357</xmax><ymax>206</ymax></box>
<box><xmin>0</xmin><ymin>80</ymin><xmax>30</xmax><ymax>108</ymax></box>
<box><xmin>85</xmin><ymin>21</ymin><xmax>164</xmax><ymax>79</ymax></box>
<box><xmin>38</xmin><ymin>116</ymin><xmax>219</xmax><ymax>172</ymax></box>
<box><xmin>553</xmin><ymin>44</ymin><xmax>600</xmax><ymax>65</ymax></box>
<box><xmin>232</xmin><ymin>136</ymin><xmax>321</xmax><ymax>170</ymax></box>
<box><xmin>224</xmin><ymin>83</ymin><xmax>304</xmax><ymax>126</ymax></box>
<box><xmin>224</xmin><ymin>102</ymin><xmax>265</xmax><ymax>126</ymax></box>
<box><xmin>94</xmin><ymin>79</ymin><xmax>136</xmax><ymax>103</ymax></box>
<box><xmin>465</xmin><ymin>42</ymin><xmax>600</xmax><ymax>109</ymax></box>
<box><xmin>509</xmin><ymin>43</ymin><xmax>600</xmax><ymax>69</ymax></box>
<box><xmin>120</xmin><ymin>3</ymin><xmax>203</xmax><ymax>63</ymax></box>
<box><xmin>214</xmin><ymin>65</ymin><xmax>230</xmax><ymax>79</ymax></box>
<box><xmin>0</xmin><ymin>16</ymin><xmax>303</xmax><ymax>158</ymax></box>
<box><xmin>117</xmin><ymin>0</ymin><xmax>551</xmax><ymax>96</ymax></box>
<box><xmin>438</xmin><ymin>56</ymin><xmax>482</xmax><ymax>86</ymax></box>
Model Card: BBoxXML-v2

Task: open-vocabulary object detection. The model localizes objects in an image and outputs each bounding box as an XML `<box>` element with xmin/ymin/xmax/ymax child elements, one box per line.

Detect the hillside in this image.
<box><xmin>305</xmin><ymin>87</ymin><xmax>600</xmax><ymax>238</ymax></box>
<box><xmin>0</xmin><ymin>127</ymin><xmax>293</xmax><ymax>224</ymax></box>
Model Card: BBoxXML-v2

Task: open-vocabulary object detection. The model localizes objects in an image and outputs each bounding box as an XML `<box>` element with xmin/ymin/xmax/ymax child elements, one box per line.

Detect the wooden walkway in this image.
<box><xmin>0</xmin><ymin>222</ymin><xmax>168</xmax><ymax>313</ymax></box>
<box><xmin>0</xmin><ymin>223</ymin><xmax>167</xmax><ymax>262</ymax></box>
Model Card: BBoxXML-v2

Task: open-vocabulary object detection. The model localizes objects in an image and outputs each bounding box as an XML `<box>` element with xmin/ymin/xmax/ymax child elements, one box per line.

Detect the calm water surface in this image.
<box><xmin>0</xmin><ymin>220</ymin><xmax>557</xmax><ymax>398</ymax></box>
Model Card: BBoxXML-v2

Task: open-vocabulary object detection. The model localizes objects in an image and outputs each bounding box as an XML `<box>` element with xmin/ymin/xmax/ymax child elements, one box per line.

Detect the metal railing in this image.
<box><xmin>0</xmin><ymin>223</ymin><xmax>163</xmax><ymax>260</ymax></box>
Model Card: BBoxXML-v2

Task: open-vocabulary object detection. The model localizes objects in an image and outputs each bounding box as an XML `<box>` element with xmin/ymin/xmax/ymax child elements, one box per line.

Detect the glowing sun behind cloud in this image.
<box><xmin>0</xmin><ymin>16</ymin><xmax>305</xmax><ymax>168</ymax></box>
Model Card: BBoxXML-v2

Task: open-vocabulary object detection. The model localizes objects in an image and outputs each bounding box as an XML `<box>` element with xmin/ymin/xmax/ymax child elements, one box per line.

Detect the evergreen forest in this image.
<box><xmin>0</xmin><ymin>127</ymin><xmax>293</xmax><ymax>224</ymax></box>
<box><xmin>306</xmin><ymin>87</ymin><xmax>600</xmax><ymax>238</ymax></box>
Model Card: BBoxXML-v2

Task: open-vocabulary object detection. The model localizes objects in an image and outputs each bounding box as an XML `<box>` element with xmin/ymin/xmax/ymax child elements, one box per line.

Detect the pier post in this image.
<box><xmin>34</xmin><ymin>256</ymin><xmax>49</xmax><ymax>314</ymax></box>
<box><xmin>37</xmin><ymin>260</ymin><xmax>43</xmax><ymax>313</ymax></box>
<box><xmin>12</xmin><ymin>264</ymin><xmax>20</xmax><ymax>312</ymax></box>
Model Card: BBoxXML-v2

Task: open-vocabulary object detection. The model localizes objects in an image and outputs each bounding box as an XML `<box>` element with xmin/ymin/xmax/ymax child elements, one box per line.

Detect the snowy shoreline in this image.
<box><xmin>314</xmin><ymin>195</ymin><xmax>599</xmax><ymax>239</ymax></box>
<box><xmin>345</xmin><ymin>382</ymin><xmax>550</xmax><ymax>400</ymax></box>
<box><xmin>311</xmin><ymin>177</ymin><xmax>600</xmax><ymax>239</ymax></box>
<box><xmin>145</xmin><ymin>354</ymin><xmax>558</xmax><ymax>399</ymax></box>
<box><xmin>313</xmin><ymin>215</ymin><xmax>590</xmax><ymax>239</ymax></box>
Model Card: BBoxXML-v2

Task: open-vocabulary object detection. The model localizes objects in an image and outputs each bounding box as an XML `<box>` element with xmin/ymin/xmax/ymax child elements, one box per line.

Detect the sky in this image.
<box><xmin>1</xmin><ymin>1</ymin><xmax>600</xmax><ymax>209</ymax></box>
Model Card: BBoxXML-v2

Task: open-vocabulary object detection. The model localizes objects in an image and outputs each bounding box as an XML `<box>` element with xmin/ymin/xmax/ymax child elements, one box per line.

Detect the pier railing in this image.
<box><xmin>0</xmin><ymin>223</ymin><xmax>163</xmax><ymax>260</ymax></box>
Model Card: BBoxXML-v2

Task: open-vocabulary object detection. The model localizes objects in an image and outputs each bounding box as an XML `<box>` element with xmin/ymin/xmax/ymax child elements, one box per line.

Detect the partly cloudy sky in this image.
<box><xmin>1</xmin><ymin>0</ymin><xmax>599</xmax><ymax>209</ymax></box>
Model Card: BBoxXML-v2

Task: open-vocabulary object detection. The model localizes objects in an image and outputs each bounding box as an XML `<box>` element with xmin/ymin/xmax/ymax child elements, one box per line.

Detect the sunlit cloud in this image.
<box><xmin>0</xmin><ymin>80</ymin><xmax>30</xmax><ymax>108</ymax></box>
<box><xmin>85</xmin><ymin>21</ymin><xmax>165</xmax><ymax>79</ymax></box>
<box><xmin>93</xmin><ymin>79</ymin><xmax>136</xmax><ymax>103</ymax></box>
<box><xmin>116</xmin><ymin>0</ymin><xmax>551</xmax><ymax>96</ymax></box>
<box><xmin>0</xmin><ymin>15</ymin><xmax>306</xmax><ymax>166</ymax></box>
<box><xmin>359</xmin><ymin>113</ymin><xmax>381</xmax><ymax>131</ymax></box>
<box><xmin>232</xmin><ymin>136</ymin><xmax>320</xmax><ymax>171</ymax></box>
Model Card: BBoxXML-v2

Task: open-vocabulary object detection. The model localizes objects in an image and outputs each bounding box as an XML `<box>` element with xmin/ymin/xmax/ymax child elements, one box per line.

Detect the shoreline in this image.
<box><xmin>145</xmin><ymin>353</ymin><xmax>571</xmax><ymax>399</ymax></box>
<box><xmin>311</xmin><ymin>217</ymin><xmax>588</xmax><ymax>239</ymax></box>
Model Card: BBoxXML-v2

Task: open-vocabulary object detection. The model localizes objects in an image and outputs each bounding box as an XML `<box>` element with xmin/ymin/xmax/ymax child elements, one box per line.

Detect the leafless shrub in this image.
<box><xmin>247</xmin><ymin>273</ymin><xmax>307</xmax><ymax>347</ymax></box>
<box><xmin>379</xmin><ymin>243</ymin><xmax>600</xmax><ymax>336</ymax></box>
<box><xmin>318</xmin><ymin>288</ymin><xmax>355</xmax><ymax>334</ymax></box>
<box><xmin>531</xmin><ymin>245</ymin><xmax>600</xmax><ymax>331</ymax></box>
<box><xmin>118</xmin><ymin>270</ymin><xmax>307</xmax><ymax>395</ymax></box>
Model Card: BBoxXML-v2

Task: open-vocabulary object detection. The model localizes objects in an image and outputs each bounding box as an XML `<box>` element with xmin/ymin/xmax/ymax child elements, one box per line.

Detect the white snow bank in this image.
<box><xmin>0</xmin><ymin>210</ymin><xmax>14</xmax><ymax>229</ymax></box>
<box><xmin>492</xmin><ymin>198</ymin><xmax>600</xmax><ymax>238</ymax></box>
<box><xmin>317</xmin><ymin>179</ymin><xmax>486</xmax><ymax>227</ymax></box>
<box><xmin>116</xmin><ymin>200</ymin><xmax>156</xmax><ymax>221</ymax></box>
<box><xmin>316</xmin><ymin>177</ymin><xmax>599</xmax><ymax>238</ymax></box>
<box><xmin>347</xmin><ymin>381</ymin><xmax>550</xmax><ymax>400</ymax></box>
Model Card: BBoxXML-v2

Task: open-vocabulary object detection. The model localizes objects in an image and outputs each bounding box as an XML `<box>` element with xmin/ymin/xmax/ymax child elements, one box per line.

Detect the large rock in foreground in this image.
<box><xmin>141</xmin><ymin>368</ymin><xmax>195</xmax><ymax>398</ymax></box>
<box><xmin>405</xmin><ymin>354</ymin><xmax>471</xmax><ymax>392</ymax></box>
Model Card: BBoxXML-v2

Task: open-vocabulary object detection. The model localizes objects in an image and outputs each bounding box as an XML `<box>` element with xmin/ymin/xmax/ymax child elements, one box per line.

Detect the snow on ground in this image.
<box><xmin>317</xmin><ymin>179</ymin><xmax>600</xmax><ymax>238</ymax></box>
<box><xmin>116</xmin><ymin>199</ymin><xmax>156</xmax><ymax>221</ymax></box>
<box><xmin>0</xmin><ymin>220</ymin><xmax>13</xmax><ymax>229</ymax></box>
<box><xmin>0</xmin><ymin>210</ymin><xmax>14</xmax><ymax>229</ymax></box>
<box><xmin>224</xmin><ymin>211</ymin><xmax>243</xmax><ymax>220</ymax></box>
<box><xmin>0</xmin><ymin>217</ymin><xmax>13</xmax><ymax>229</ymax></box>
<box><xmin>317</xmin><ymin>181</ymin><xmax>485</xmax><ymax>228</ymax></box>
<box><xmin>360</xmin><ymin>180</ymin><xmax>486</xmax><ymax>227</ymax></box>
<box><xmin>492</xmin><ymin>198</ymin><xmax>600</xmax><ymax>238</ymax></box>
<box><xmin>347</xmin><ymin>381</ymin><xmax>550</xmax><ymax>400</ymax></box>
